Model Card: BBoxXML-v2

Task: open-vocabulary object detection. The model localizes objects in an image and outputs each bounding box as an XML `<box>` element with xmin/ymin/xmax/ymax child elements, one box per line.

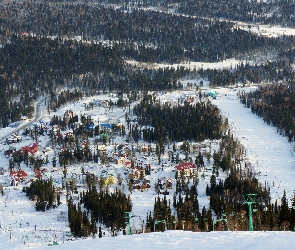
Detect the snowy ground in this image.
<box><xmin>3</xmin><ymin>230</ymin><xmax>295</xmax><ymax>250</ymax></box>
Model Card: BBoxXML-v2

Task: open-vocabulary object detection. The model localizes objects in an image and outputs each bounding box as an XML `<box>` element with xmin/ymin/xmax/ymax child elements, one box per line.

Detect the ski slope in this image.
<box><xmin>213</xmin><ymin>87</ymin><xmax>295</xmax><ymax>202</ymax></box>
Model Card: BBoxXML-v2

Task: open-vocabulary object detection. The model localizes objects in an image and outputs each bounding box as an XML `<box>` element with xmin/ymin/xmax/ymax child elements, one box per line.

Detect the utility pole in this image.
<box><xmin>243</xmin><ymin>194</ymin><xmax>257</xmax><ymax>231</ymax></box>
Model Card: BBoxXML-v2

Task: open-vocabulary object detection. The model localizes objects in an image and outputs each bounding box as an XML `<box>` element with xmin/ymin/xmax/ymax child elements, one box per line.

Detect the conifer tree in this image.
<box><xmin>278</xmin><ymin>190</ymin><xmax>290</xmax><ymax>230</ymax></box>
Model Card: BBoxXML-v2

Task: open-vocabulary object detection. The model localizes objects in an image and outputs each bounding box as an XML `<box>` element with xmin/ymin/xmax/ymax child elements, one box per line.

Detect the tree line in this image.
<box><xmin>241</xmin><ymin>83</ymin><xmax>295</xmax><ymax>143</ymax></box>
<box><xmin>1</xmin><ymin>2</ymin><xmax>292</xmax><ymax>64</ymax></box>
<box><xmin>132</xmin><ymin>93</ymin><xmax>224</xmax><ymax>147</ymax></box>
<box><xmin>102</xmin><ymin>0</ymin><xmax>295</xmax><ymax>27</ymax></box>
<box><xmin>0</xmin><ymin>35</ymin><xmax>188</xmax><ymax>127</ymax></box>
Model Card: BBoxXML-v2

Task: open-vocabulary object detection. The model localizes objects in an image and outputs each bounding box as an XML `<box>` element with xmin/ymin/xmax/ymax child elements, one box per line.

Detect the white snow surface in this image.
<box><xmin>213</xmin><ymin>87</ymin><xmax>295</xmax><ymax>202</ymax></box>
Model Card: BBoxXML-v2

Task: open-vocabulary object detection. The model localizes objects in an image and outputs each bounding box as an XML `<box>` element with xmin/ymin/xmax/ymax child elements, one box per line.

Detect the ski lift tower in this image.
<box><xmin>124</xmin><ymin>212</ymin><xmax>134</xmax><ymax>235</ymax></box>
<box><xmin>242</xmin><ymin>194</ymin><xmax>257</xmax><ymax>231</ymax></box>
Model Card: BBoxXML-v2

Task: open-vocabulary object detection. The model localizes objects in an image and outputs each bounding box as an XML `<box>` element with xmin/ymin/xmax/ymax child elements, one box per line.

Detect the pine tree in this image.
<box><xmin>278</xmin><ymin>190</ymin><xmax>290</xmax><ymax>230</ymax></box>
<box><xmin>289</xmin><ymin>190</ymin><xmax>295</xmax><ymax>230</ymax></box>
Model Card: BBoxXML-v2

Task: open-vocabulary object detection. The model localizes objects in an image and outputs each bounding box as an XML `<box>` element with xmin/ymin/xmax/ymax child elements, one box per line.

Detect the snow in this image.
<box><xmin>2</xmin><ymin>230</ymin><xmax>295</xmax><ymax>249</ymax></box>
<box><xmin>213</xmin><ymin>87</ymin><xmax>295</xmax><ymax>202</ymax></box>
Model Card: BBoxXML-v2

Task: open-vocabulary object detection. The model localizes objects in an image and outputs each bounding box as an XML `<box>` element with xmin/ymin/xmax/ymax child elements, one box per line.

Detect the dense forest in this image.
<box><xmin>1</xmin><ymin>2</ymin><xmax>293</xmax><ymax>63</ymax></box>
<box><xmin>0</xmin><ymin>1</ymin><xmax>295</xmax><ymax>126</ymax></box>
<box><xmin>131</xmin><ymin>93</ymin><xmax>224</xmax><ymax>149</ymax></box>
<box><xmin>104</xmin><ymin>0</ymin><xmax>295</xmax><ymax>27</ymax></box>
<box><xmin>24</xmin><ymin>178</ymin><xmax>60</xmax><ymax>211</ymax></box>
<box><xmin>241</xmin><ymin>83</ymin><xmax>295</xmax><ymax>143</ymax></box>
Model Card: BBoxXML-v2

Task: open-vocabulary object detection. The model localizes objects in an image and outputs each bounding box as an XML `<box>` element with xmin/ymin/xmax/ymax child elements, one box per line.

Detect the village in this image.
<box><xmin>0</xmin><ymin>89</ymin><xmax>221</xmax><ymax>241</ymax></box>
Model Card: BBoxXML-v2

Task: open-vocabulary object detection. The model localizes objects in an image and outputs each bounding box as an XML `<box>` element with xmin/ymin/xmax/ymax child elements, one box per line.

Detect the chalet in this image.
<box><xmin>132</xmin><ymin>179</ymin><xmax>151</xmax><ymax>191</ymax></box>
<box><xmin>22</xmin><ymin>142</ymin><xmax>38</xmax><ymax>155</ymax></box>
<box><xmin>6</xmin><ymin>134</ymin><xmax>22</xmax><ymax>144</ymax></box>
<box><xmin>105</xmin><ymin>174</ymin><xmax>115</xmax><ymax>185</ymax></box>
<box><xmin>175</xmin><ymin>162</ymin><xmax>196</xmax><ymax>176</ymax></box>
<box><xmin>158</xmin><ymin>177</ymin><xmax>173</xmax><ymax>189</ymax></box>
<box><xmin>129</xmin><ymin>167</ymin><xmax>145</xmax><ymax>179</ymax></box>
<box><xmin>9</xmin><ymin>170</ymin><xmax>28</xmax><ymax>185</ymax></box>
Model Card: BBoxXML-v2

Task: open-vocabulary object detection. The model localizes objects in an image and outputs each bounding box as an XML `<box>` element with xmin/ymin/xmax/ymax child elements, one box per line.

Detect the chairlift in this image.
<box><xmin>253</xmin><ymin>204</ymin><xmax>258</xmax><ymax>212</ymax></box>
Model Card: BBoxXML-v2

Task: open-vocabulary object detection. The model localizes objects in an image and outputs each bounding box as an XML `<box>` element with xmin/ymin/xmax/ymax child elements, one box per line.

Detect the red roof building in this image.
<box><xmin>175</xmin><ymin>162</ymin><xmax>196</xmax><ymax>171</ymax></box>
<box><xmin>10</xmin><ymin>170</ymin><xmax>28</xmax><ymax>180</ymax></box>
<box><xmin>175</xmin><ymin>162</ymin><xmax>196</xmax><ymax>176</ymax></box>
<box><xmin>22</xmin><ymin>143</ymin><xmax>38</xmax><ymax>155</ymax></box>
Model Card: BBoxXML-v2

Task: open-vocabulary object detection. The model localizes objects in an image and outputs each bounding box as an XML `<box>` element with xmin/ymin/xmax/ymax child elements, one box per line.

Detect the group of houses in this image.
<box><xmin>6</xmin><ymin>134</ymin><xmax>22</xmax><ymax>144</ymax></box>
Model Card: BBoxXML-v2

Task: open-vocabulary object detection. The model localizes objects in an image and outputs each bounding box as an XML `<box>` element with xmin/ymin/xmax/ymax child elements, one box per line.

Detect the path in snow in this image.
<box><xmin>214</xmin><ymin>87</ymin><xmax>295</xmax><ymax>202</ymax></box>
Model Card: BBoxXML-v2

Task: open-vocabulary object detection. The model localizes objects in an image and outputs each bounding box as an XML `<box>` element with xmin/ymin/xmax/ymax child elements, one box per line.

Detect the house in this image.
<box><xmin>132</xmin><ymin>179</ymin><xmax>151</xmax><ymax>191</ymax></box>
<box><xmin>125</xmin><ymin>161</ymin><xmax>132</xmax><ymax>168</ymax></box>
<box><xmin>92</xmin><ymin>99</ymin><xmax>103</xmax><ymax>107</ymax></box>
<box><xmin>117</xmin><ymin>157</ymin><xmax>126</xmax><ymax>166</ymax></box>
<box><xmin>97</xmin><ymin>145</ymin><xmax>106</xmax><ymax>151</ymax></box>
<box><xmin>175</xmin><ymin>162</ymin><xmax>196</xmax><ymax>176</ymax></box>
<box><xmin>9</xmin><ymin>170</ymin><xmax>28</xmax><ymax>185</ymax></box>
<box><xmin>20</xmin><ymin>115</ymin><xmax>28</xmax><ymax>121</ymax></box>
<box><xmin>129</xmin><ymin>167</ymin><xmax>145</xmax><ymax>179</ymax></box>
<box><xmin>100</xmin><ymin>123</ymin><xmax>112</xmax><ymax>131</ymax></box>
<box><xmin>4</xmin><ymin>149</ymin><xmax>14</xmax><ymax>158</ymax></box>
<box><xmin>158</xmin><ymin>177</ymin><xmax>173</xmax><ymax>189</ymax></box>
<box><xmin>35</xmin><ymin>169</ymin><xmax>51</xmax><ymax>179</ymax></box>
<box><xmin>6</xmin><ymin>134</ymin><xmax>22</xmax><ymax>144</ymax></box>
<box><xmin>81</xmin><ymin>140</ymin><xmax>87</xmax><ymax>148</ymax></box>
<box><xmin>52</xmin><ymin>125</ymin><xmax>60</xmax><ymax>135</ymax></box>
<box><xmin>64</xmin><ymin>110</ymin><xmax>73</xmax><ymax>119</ymax></box>
<box><xmin>105</xmin><ymin>174</ymin><xmax>115</xmax><ymax>185</ymax></box>
<box><xmin>205</xmin><ymin>90</ymin><xmax>218</xmax><ymax>99</ymax></box>
<box><xmin>87</xmin><ymin>124</ymin><xmax>95</xmax><ymax>131</ymax></box>
<box><xmin>8</xmin><ymin>122</ymin><xmax>20</xmax><ymax>128</ymax></box>
<box><xmin>22</xmin><ymin>142</ymin><xmax>38</xmax><ymax>155</ymax></box>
